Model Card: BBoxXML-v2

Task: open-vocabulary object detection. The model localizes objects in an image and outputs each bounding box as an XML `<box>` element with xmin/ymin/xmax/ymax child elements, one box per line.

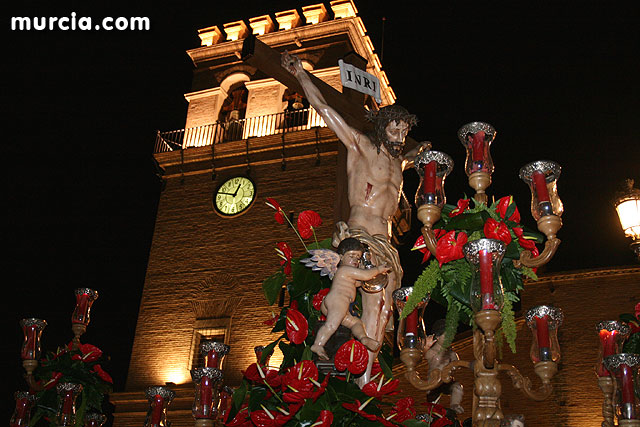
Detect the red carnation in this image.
<box><xmin>265</xmin><ymin>198</ymin><xmax>286</xmax><ymax>225</ymax></box>
<box><xmin>334</xmin><ymin>339</ymin><xmax>368</xmax><ymax>375</ymax></box>
<box><xmin>297</xmin><ymin>210</ymin><xmax>322</xmax><ymax>239</ymax></box>
<box><xmin>449</xmin><ymin>198</ymin><xmax>470</xmax><ymax>217</ymax></box>
<box><xmin>435</xmin><ymin>230</ymin><xmax>468</xmax><ymax>267</ymax></box>
<box><xmin>312</xmin><ymin>288</ymin><xmax>330</xmax><ymax>311</ymax></box>
<box><xmin>484</xmin><ymin>218</ymin><xmax>512</xmax><ymax>245</ymax></box>
<box><xmin>93</xmin><ymin>364</ymin><xmax>113</xmax><ymax>384</ymax></box>
<box><xmin>496</xmin><ymin>195</ymin><xmax>521</xmax><ymax>223</ymax></box>
<box><xmin>285</xmin><ymin>307</ymin><xmax>308</xmax><ymax>345</ymax></box>
<box><xmin>275</xmin><ymin>242</ymin><xmax>293</xmax><ymax>275</ymax></box>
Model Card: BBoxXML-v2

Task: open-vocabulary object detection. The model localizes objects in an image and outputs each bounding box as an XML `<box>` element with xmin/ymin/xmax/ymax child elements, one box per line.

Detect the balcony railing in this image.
<box><xmin>154</xmin><ymin>108</ymin><xmax>326</xmax><ymax>153</ymax></box>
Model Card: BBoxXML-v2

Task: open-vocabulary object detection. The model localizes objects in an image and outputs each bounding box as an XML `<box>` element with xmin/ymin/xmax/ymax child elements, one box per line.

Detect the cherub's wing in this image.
<box><xmin>300</xmin><ymin>249</ymin><xmax>340</xmax><ymax>280</ymax></box>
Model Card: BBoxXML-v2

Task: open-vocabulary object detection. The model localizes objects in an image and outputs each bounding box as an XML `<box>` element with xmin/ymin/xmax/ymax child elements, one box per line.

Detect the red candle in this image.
<box><xmin>532</xmin><ymin>171</ymin><xmax>551</xmax><ymax>203</ymax></box>
<box><xmin>423</xmin><ymin>161</ymin><xmax>437</xmax><ymax>194</ymax></box>
<box><xmin>597</xmin><ymin>329</ymin><xmax>618</xmax><ymax>376</ymax></box>
<box><xmin>479</xmin><ymin>250</ymin><xmax>494</xmax><ymax>309</ymax></box>
<box><xmin>72</xmin><ymin>294</ymin><xmax>89</xmax><ymax>324</ymax></box>
<box><xmin>21</xmin><ymin>325</ymin><xmax>37</xmax><ymax>360</ymax></box>
<box><xmin>471</xmin><ymin>131</ymin><xmax>486</xmax><ymax>162</ymax></box>
<box><xmin>405</xmin><ymin>309</ymin><xmax>418</xmax><ymax>335</ymax></box>
<box><xmin>62</xmin><ymin>391</ymin><xmax>74</xmax><ymax>415</ymax></box>
<box><xmin>11</xmin><ymin>397</ymin><xmax>29</xmax><ymax>427</ymax></box>
<box><xmin>206</xmin><ymin>351</ymin><xmax>220</xmax><ymax>369</ymax></box>
<box><xmin>151</xmin><ymin>395</ymin><xmax>164</xmax><ymax>425</ymax></box>
<box><xmin>621</xmin><ymin>364</ymin><xmax>636</xmax><ymax>405</ymax></box>
<box><xmin>219</xmin><ymin>390</ymin><xmax>231</xmax><ymax>421</ymax></box>
<box><xmin>535</xmin><ymin>316</ymin><xmax>551</xmax><ymax>348</ymax></box>
<box><xmin>198</xmin><ymin>376</ymin><xmax>213</xmax><ymax>418</ymax></box>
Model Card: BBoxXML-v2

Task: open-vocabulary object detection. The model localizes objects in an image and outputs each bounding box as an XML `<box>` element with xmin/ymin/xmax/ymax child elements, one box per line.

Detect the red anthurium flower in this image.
<box><xmin>435</xmin><ymin>230</ymin><xmax>468</xmax><ymax>267</ymax></box>
<box><xmin>312</xmin><ymin>288</ymin><xmax>330</xmax><ymax>311</ymax></box>
<box><xmin>286</xmin><ymin>307</ymin><xmax>308</xmax><ymax>345</ymax></box>
<box><xmin>283</xmin><ymin>360</ymin><xmax>318</xmax><ymax>391</ymax></box>
<box><xmin>283</xmin><ymin>373</ymin><xmax>329</xmax><ymax>403</ymax></box>
<box><xmin>342</xmin><ymin>398</ymin><xmax>378</xmax><ymax>421</ymax></box>
<box><xmin>250</xmin><ymin>405</ymin><xmax>290</xmax><ymax>427</ymax></box>
<box><xmin>387</xmin><ymin>397</ymin><xmax>416</xmax><ymax>423</ymax></box>
<box><xmin>635</xmin><ymin>302</ymin><xmax>640</xmax><ymax>320</ymax></box>
<box><xmin>496</xmin><ymin>196</ymin><xmax>521</xmax><ymax>223</ymax></box>
<box><xmin>275</xmin><ymin>242</ymin><xmax>293</xmax><ymax>275</ymax></box>
<box><xmin>77</xmin><ymin>343</ymin><xmax>103</xmax><ymax>362</ymax></box>
<box><xmin>449</xmin><ymin>198</ymin><xmax>470</xmax><ymax>217</ymax></box>
<box><xmin>483</xmin><ymin>218</ymin><xmax>512</xmax><ymax>245</ymax></box>
<box><xmin>513</xmin><ymin>227</ymin><xmax>539</xmax><ymax>257</ymax></box>
<box><xmin>375</xmin><ymin>416</ymin><xmax>398</xmax><ymax>427</ymax></box>
<box><xmin>265</xmin><ymin>198</ymin><xmax>286</xmax><ymax>225</ymax></box>
<box><xmin>43</xmin><ymin>372</ymin><xmax>63</xmax><ymax>390</ymax></box>
<box><xmin>334</xmin><ymin>339</ymin><xmax>368</xmax><ymax>375</ymax></box>
<box><xmin>297</xmin><ymin>210</ymin><xmax>322</xmax><ymax>239</ymax></box>
<box><xmin>243</xmin><ymin>363</ymin><xmax>282</xmax><ymax>388</ymax></box>
<box><xmin>263</xmin><ymin>311</ymin><xmax>279</xmax><ymax>326</ymax></box>
<box><xmin>225</xmin><ymin>406</ymin><xmax>252</xmax><ymax>427</ymax></box>
<box><xmin>371</xmin><ymin>361</ymin><xmax>382</xmax><ymax>377</ymax></box>
<box><xmin>362</xmin><ymin>376</ymin><xmax>400</xmax><ymax>398</ymax></box>
<box><xmin>92</xmin><ymin>364</ymin><xmax>113</xmax><ymax>383</ymax></box>
<box><xmin>311</xmin><ymin>410</ymin><xmax>333</xmax><ymax>427</ymax></box>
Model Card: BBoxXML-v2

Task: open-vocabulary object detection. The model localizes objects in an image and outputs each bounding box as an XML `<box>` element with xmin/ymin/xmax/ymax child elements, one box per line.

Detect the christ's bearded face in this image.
<box><xmin>383</xmin><ymin>120</ymin><xmax>409</xmax><ymax>158</ymax></box>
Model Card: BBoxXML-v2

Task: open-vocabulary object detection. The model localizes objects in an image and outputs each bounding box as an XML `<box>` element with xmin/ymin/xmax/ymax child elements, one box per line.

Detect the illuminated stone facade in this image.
<box><xmin>112</xmin><ymin>2</ymin><xmax>395</xmax><ymax>426</ymax></box>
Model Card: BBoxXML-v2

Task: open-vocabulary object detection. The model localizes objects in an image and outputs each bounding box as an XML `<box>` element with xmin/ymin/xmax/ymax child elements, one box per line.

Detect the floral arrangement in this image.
<box><xmin>402</xmin><ymin>196</ymin><xmax>543</xmax><ymax>352</ymax></box>
<box><xmin>619</xmin><ymin>302</ymin><xmax>640</xmax><ymax>354</ymax></box>
<box><xmin>222</xmin><ymin>198</ymin><xmax>462</xmax><ymax>426</ymax></box>
<box><xmin>29</xmin><ymin>342</ymin><xmax>113</xmax><ymax>427</ymax></box>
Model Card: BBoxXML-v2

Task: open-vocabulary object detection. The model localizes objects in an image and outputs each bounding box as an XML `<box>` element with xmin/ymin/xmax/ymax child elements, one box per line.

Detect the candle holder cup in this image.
<box><xmin>144</xmin><ymin>386</ymin><xmax>176</xmax><ymax>427</ymax></box>
<box><xmin>604</xmin><ymin>354</ymin><xmax>640</xmax><ymax>422</ymax></box>
<box><xmin>191</xmin><ymin>367</ymin><xmax>224</xmax><ymax>425</ymax></box>
<box><xmin>463</xmin><ymin>239</ymin><xmax>506</xmax><ymax>313</ymax></box>
<box><xmin>415</xmin><ymin>150</ymin><xmax>454</xmax><ymax>256</ymax></box>
<box><xmin>458</xmin><ymin>122</ymin><xmax>496</xmax><ymax>204</ymax></box>
<box><xmin>393</xmin><ymin>287</ymin><xmax>430</xmax><ymax>351</ymax></box>
<box><xmin>200</xmin><ymin>341</ymin><xmax>230</xmax><ymax>369</ymax></box>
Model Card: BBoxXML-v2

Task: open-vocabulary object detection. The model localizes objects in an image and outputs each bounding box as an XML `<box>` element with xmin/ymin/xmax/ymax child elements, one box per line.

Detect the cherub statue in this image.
<box><xmin>423</xmin><ymin>319</ymin><xmax>464</xmax><ymax>414</ymax></box>
<box><xmin>302</xmin><ymin>238</ymin><xmax>390</xmax><ymax>360</ymax></box>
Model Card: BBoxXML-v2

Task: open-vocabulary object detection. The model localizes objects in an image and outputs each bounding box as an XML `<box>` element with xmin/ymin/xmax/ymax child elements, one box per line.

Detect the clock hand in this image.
<box><xmin>218</xmin><ymin>192</ymin><xmax>235</xmax><ymax>196</ymax></box>
<box><xmin>233</xmin><ymin>184</ymin><xmax>241</xmax><ymax>197</ymax></box>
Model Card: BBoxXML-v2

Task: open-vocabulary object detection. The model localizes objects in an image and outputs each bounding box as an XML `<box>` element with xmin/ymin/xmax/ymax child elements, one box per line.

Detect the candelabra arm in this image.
<box><xmin>417</xmin><ymin>205</ymin><xmax>441</xmax><ymax>256</ymax></box>
<box><xmin>400</xmin><ymin>347</ymin><xmax>444</xmax><ymax>391</ymax></box>
<box><xmin>420</xmin><ymin>225</ymin><xmax>438</xmax><ymax>255</ymax></box>
<box><xmin>516</xmin><ymin>214</ymin><xmax>562</xmax><ymax>268</ymax></box>
<box><xmin>497</xmin><ymin>361</ymin><xmax>556</xmax><ymax>401</ymax></box>
<box><xmin>597</xmin><ymin>376</ymin><xmax>615</xmax><ymax>427</ymax></box>
<box><xmin>516</xmin><ymin>238</ymin><xmax>561</xmax><ymax>268</ymax></box>
<box><xmin>474</xmin><ymin>311</ymin><xmax>501</xmax><ymax>370</ymax></box>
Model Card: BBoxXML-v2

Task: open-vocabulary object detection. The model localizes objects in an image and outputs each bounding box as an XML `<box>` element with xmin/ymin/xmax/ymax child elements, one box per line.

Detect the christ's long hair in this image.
<box><xmin>365</xmin><ymin>105</ymin><xmax>418</xmax><ymax>152</ymax></box>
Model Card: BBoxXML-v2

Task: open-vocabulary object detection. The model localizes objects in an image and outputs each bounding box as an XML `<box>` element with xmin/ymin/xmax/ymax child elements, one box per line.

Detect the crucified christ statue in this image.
<box><xmin>282</xmin><ymin>51</ymin><xmax>429</xmax><ymax>384</ymax></box>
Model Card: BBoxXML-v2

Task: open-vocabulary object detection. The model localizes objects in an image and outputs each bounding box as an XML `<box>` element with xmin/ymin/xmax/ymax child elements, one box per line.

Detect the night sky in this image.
<box><xmin>2</xmin><ymin>1</ymin><xmax>639</xmax><ymax>420</ymax></box>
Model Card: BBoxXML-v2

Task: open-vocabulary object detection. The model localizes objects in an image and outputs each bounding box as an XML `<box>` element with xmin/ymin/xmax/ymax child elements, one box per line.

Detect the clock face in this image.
<box><xmin>213</xmin><ymin>176</ymin><xmax>256</xmax><ymax>217</ymax></box>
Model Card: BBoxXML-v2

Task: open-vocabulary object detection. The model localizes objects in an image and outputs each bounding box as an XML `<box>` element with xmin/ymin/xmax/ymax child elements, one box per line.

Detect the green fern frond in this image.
<box><xmin>440</xmin><ymin>301</ymin><xmax>460</xmax><ymax>351</ymax></box>
<box><xmin>520</xmin><ymin>266</ymin><xmax>539</xmax><ymax>281</ymax></box>
<box><xmin>501</xmin><ymin>298</ymin><xmax>517</xmax><ymax>353</ymax></box>
<box><xmin>401</xmin><ymin>259</ymin><xmax>441</xmax><ymax>319</ymax></box>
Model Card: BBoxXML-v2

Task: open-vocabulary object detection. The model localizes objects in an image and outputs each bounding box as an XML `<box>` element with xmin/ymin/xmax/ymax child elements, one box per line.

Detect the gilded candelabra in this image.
<box><xmin>402</xmin><ymin>122</ymin><xmax>565</xmax><ymax>426</ymax></box>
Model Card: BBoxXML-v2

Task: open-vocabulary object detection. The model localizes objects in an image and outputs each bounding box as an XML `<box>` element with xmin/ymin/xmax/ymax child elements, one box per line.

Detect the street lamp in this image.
<box><xmin>614</xmin><ymin>179</ymin><xmax>640</xmax><ymax>261</ymax></box>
